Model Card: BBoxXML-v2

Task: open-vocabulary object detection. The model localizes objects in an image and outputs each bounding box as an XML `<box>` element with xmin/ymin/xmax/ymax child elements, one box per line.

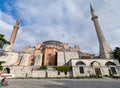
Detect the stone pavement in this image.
<box><xmin>1</xmin><ymin>78</ymin><xmax>120</xmax><ymax>88</ymax></box>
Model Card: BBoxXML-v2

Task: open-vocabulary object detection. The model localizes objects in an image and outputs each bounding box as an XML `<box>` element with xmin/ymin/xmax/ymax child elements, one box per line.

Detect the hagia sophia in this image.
<box><xmin>0</xmin><ymin>4</ymin><xmax>120</xmax><ymax>78</ymax></box>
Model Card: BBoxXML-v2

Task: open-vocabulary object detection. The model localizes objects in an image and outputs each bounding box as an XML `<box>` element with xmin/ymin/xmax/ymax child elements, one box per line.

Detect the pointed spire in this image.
<box><xmin>90</xmin><ymin>3</ymin><xmax>95</xmax><ymax>12</ymax></box>
<box><xmin>15</xmin><ymin>16</ymin><xmax>20</xmax><ymax>26</ymax></box>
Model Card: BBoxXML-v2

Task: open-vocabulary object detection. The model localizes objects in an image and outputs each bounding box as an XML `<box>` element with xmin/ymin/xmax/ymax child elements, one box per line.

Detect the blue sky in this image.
<box><xmin>0</xmin><ymin>0</ymin><xmax>120</xmax><ymax>55</ymax></box>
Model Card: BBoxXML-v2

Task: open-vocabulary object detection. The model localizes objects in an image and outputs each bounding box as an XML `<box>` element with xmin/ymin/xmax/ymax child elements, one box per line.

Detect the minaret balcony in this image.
<box><xmin>91</xmin><ymin>16</ymin><xmax>98</xmax><ymax>20</ymax></box>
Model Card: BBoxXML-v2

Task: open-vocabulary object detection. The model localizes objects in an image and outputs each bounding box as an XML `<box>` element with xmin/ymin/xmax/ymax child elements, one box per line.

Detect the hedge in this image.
<box><xmin>39</xmin><ymin>65</ymin><xmax>47</xmax><ymax>70</ymax></box>
<box><xmin>53</xmin><ymin>66</ymin><xmax>71</xmax><ymax>72</ymax></box>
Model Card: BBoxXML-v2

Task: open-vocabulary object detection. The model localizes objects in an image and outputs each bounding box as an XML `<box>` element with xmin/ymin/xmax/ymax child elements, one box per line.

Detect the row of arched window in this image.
<box><xmin>75</xmin><ymin>61</ymin><xmax>116</xmax><ymax>66</ymax></box>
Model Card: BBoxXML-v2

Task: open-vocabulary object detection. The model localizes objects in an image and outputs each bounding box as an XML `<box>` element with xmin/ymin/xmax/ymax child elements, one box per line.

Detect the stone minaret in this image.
<box><xmin>90</xmin><ymin>4</ymin><xmax>112</xmax><ymax>59</ymax></box>
<box><xmin>5</xmin><ymin>17</ymin><xmax>20</xmax><ymax>51</ymax></box>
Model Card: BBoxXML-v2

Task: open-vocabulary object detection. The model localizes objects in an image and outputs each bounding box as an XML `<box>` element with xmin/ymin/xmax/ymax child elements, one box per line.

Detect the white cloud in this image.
<box><xmin>0</xmin><ymin>0</ymin><xmax>120</xmax><ymax>55</ymax></box>
<box><xmin>0</xmin><ymin>11</ymin><xmax>14</xmax><ymax>40</ymax></box>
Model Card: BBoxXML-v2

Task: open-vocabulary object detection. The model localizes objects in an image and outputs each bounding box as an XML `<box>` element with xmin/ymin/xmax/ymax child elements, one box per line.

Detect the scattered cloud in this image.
<box><xmin>0</xmin><ymin>0</ymin><xmax>120</xmax><ymax>55</ymax></box>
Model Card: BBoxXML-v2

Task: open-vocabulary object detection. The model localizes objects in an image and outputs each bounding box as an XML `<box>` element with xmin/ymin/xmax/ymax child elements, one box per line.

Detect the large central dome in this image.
<box><xmin>42</xmin><ymin>40</ymin><xmax>63</xmax><ymax>49</ymax></box>
<box><xmin>42</xmin><ymin>40</ymin><xmax>63</xmax><ymax>45</ymax></box>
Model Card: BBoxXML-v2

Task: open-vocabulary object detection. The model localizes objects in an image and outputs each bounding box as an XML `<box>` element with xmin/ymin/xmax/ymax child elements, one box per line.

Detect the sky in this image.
<box><xmin>0</xmin><ymin>0</ymin><xmax>120</xmax><ymax>55</ymax></box>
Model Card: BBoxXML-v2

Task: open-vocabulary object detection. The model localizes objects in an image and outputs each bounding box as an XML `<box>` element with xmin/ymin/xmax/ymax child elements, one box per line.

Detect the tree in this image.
<box><xmin>113</xmin><ymin>47</ymin><xmax>120</xmax><ymax>63</ymax></box>
<box><xmin>0</xmin><ymin>34</ymin><xmax>9</xmax><ymax>71</ymax></box>
<box><xmin>0</xmin><ymin>34</ymin><xmax>10</xmax><ymax>49</ymax></box>
<box><xmin>0</xmin><ymin>61</ymin><xmax>5</xmax><ymax>71</ymax></box>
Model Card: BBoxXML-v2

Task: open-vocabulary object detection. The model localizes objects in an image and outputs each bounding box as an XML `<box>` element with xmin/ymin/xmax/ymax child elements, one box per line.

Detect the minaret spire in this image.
<box><xmin>90</xmin><ymin>4</ymin><xmax>112</xmax><ymax>59</ymax></box>
<box><xmin>5</xmin><ymin>17</ymin><xmax>20</xmax><ymax>51</ymax></box>
<box><xmin>10</xmin><ymin>17</ymin><xmax>20</xmax><ymax>44</ymax></box>
<box><xmin>15</xmin><ymin>16</ymin><xmax>20</xmax><ymax>26</ymax></box>
<box><xmin>90</xmin><ymin>3</ymin><xmax>94</xmax><ymax>12</ymax></box>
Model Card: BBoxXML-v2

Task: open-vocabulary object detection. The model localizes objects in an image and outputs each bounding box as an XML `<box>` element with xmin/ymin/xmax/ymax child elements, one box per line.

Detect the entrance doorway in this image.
<box><xmin>95</xmin><ymin>68</ymin><xmax>101</xmax><ymax>76</ymax></box>
<box><xmin>90</xmin><ymin>61</ymin><xmax>101</xmax><ymax>76</ymax></box>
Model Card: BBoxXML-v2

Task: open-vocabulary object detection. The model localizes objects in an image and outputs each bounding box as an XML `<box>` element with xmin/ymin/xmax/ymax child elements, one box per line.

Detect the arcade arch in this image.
<box><xmin>75</xmin><ymin>61</ymin><xmax>86</xmax><ymax>66</ymax></box>
<box><xmin>3</xmin><ymin>67</ymin><xmax>10</xmax><ymax>74</ymax></box>
<box><xmin>90</xmin><ymin>61</ymin><xmax>101</xmax><ymax>76</ymax></box>
<box><xmin>105</xmin><ymin>61</ymin><xmax>117</xmax><ymax>75</ymax></box>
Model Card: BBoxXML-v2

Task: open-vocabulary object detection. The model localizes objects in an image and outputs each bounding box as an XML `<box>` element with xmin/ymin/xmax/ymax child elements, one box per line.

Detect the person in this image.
<box><xmin>1</xmin><ymin>76</ymin><xmax>8</xmax><ymax>86</ymax></box>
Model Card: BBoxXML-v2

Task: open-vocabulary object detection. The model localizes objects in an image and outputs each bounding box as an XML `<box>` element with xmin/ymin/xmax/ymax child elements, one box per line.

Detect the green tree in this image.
<box><xmin>113</xmin><ymin>47</ymin><xmax>120</xmax><ymax>63</ymax></box>
<box><xmin>0</xmin><ymin>34</ymin><xmax>10</xmax><ymax>49</ymax></box>
<box><xmin>0</xmin><ymin>34</ymin><xmax>9</xmax><ymax>71</ymax></box>
<box><xmin>0</xmin><ymin>61</ymin><xmax>5</xmax><ymax>71</ymax></box>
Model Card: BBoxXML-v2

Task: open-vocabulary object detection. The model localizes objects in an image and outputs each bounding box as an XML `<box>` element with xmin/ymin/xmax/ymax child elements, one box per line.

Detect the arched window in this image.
<box><xmin>90</xmin><ymin>61</ymin><xmax>101</xmax><ymax>67</ymax></box>
<box><xmin>105</xmin><ymin>61</ymin><xmax>117</xmax><ymax>75</ymax></box>
<box><xmin>105</xmin><ymin>61</ymin><xmax>116</xmax><ymax>66</ymax></box>
<box><xmin>75</xmin><ymin>61</ymin><xmax>85</xmax><ymax>74</ymax></box>
<box><xmin>75</xmin><ymin>61</ymin><xmax>85</xmax><ymax>66</ymax></box>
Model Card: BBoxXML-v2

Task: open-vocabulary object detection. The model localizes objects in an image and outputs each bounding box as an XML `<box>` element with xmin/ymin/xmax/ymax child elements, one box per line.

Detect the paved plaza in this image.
<box><xmin>1</xmin><ymin>78</ymin><xmax>120</xmax><ymax>88</ymax></box>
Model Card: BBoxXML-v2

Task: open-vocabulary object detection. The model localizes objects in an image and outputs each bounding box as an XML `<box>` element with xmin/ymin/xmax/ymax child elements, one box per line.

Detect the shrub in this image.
<box><xmin>39</xmin><ymin>65</ymin><xmax>47</xmax><ymax>70</ymax></box>
<box><xmin>89</xmin><ymin>75</ymin><xmax>102</xmax><ymax>78</ymax></box>
<box><xmin>110</xmin><ymin>76</ymin><xmax>120</xmax><ymax>79</ymax></box>
<box><xmin>53</xmin><ymin>66</ymin><xmax>71</xmax><ymax>72</ymax></box>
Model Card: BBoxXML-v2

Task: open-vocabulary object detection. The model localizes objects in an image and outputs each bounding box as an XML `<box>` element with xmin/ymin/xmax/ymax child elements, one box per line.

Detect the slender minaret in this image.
<box><xmin>5</xmin><ymin>17</ymin><xmax>20</xmax><ymax>51</ymax></box>
<box><xmin>90</xmin><ymin>4</ymin><xmax>112</xmax><ymax>59</ymax></box>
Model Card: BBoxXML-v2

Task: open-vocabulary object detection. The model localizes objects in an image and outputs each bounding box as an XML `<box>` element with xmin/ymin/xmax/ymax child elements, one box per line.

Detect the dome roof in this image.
<box><xmin>42</xmin><ymin>40</ymin><xmax>63</xmax><ymax>45</ymax></box>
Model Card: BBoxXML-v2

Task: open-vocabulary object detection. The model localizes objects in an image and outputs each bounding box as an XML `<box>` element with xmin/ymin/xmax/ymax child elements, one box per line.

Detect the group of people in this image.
<box><xmin>0</xmin><ymin>73</ymin><xmax>9</xmax><ymax>86</ymax></box>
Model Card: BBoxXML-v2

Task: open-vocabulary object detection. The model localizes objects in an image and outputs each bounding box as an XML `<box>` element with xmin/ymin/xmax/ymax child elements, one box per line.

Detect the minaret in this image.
<box><xmin>90</xmin><ymin>4</ymin><xmax>112</xmax><ymax>59</ymax></box>
<box><xmin>5</xmin><ymin>17</ymin><xmax>20</xmax><ymax>51</ymax></box>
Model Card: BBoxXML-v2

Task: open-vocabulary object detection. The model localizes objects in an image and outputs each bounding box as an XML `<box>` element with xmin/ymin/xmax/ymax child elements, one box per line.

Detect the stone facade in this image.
<box><xmin>0</xmin><ymin>51</ymin><xmax>19</xmax><ymax>66</ymax></box>
<box><xmin>0</xmin><ymin>4</ymin><xmax>120</xmax><ymax>78</ymax></box>
<box><xmin>70</xmin><ymin>59</ymin><xmax>119</xmax><ymax>77</ymax></box>
<box><xmin>57</xmin><ymin>51</ymin><xmax>79</xmax><ymax>66</ymax></box>
<box><xmin>1</xmin><ymin>46</ymin><xmax>120</xmax><ymax>78</ymax></box>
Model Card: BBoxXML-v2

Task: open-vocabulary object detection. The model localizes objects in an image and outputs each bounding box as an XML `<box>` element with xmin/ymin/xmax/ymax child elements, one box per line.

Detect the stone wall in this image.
<box><xmin>72</xmin><ymin>66</ymin><xmax>91</xmax><ymax>77</ymax></box>
<box><xmin>5</xmin><ymin>66</ymin><xmax>71</xmax><ymax>78</ymax></box>
<box><xmin>32</xmin><ymin>70</ymin><xmax>46</xmax><ymax>77</ymax></box>
<box><xmin>32</xmin><ymin>70</ymin><xmax>71</xmax><ymax>78</ymax></box>
<box><xmin>71</xmin><ymin>59</ymin><xmax>120</xmax><ymax>77</ymax></box>
<box><xmin>34</xmin><ymin>53</ymin><xmax>43</xmax><ymax>66</ymax></box>
<box><xmin>57</xmin><ymin>51</ymin><xmax>79</xmax><ymax>66</ymax></box>
<box><xmin>3</xmin><ymin>65</ymin><xmax>120</xmax><ymax>78</ymax></box>
<box><xmin>19</xmin><ymin>53</ymin><xmax>30</xmax><ymax>66</ymax></box>
<box><xmin>0</xmin><ymin>51</ymin><xmax>19</xmax><ymax>66</ymax></box>
<box><xmin>10</xmin><ymin>66</ymin><xmax>32</xmax><ymax>78</ymax></box>
<box><xmin>117</xmin><ymin>66</ymin><xmax>120</xmax><ymax>74</ymax></box>
<box><xmin>72</xmin><ymin>66</ymin><xmax>110</xmax><ymax>77</ymax></box>
<box><xmin>47</xmin><ymin>70</ymin><xmax>70</xmax><ymax>77</ymax></box>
